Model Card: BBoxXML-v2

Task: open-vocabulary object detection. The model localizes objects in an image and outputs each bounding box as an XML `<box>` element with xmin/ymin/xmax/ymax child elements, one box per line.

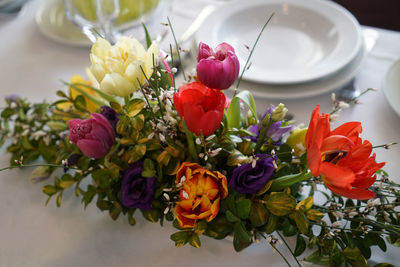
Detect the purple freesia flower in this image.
<box><xmin>230</xmin><ymin>154</ymin><xmax>275</xmax><ymax>194</ymax></box>
<box><xmin>101</xmin><ymin>106</ymin><xmax>119</xmax><ymax>130</ymax></box>
<box><xmin>121</xmin><ymin>161</ymin><xmax>156</xmax><ymax>211</ymax></box>
<box><xmin>249</xmin><ymin>105</ymin><xmax>292</xmax><ymax>145</ymax></box>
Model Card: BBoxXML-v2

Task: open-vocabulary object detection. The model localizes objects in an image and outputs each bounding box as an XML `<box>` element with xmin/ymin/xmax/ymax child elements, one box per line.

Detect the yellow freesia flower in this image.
<box><xmin>286</xmin><ymin>127</ymin><xmax>308</xmax><ymax>156</ymax></box>
<box><xmin>57</xmin><ymin>75</ymin><xmax>99</xmax><ymax>113</ymax></box>
<box><xmin>88</xmin><ymin>37</ymin><xmax>159</xmax><ymax>97</ymax></box>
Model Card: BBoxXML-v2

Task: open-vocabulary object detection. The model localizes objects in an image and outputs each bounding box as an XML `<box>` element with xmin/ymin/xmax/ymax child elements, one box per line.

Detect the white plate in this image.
<box><xmin>35</xmin><ymin>0</ymin><xmax>92</xmax><ymax>47</ymax></box>
<box><xmin>383</xmin><ymin>59</ymin><xmax>400</xmax><ymax>117</ymax></box>
<box><xmin>197</xmin><ymin>0</ymin><xmax>362</xmax><ymax>84</ymax></box>
<box><xmin>240</xmin><ymin>38</ymin><xmax>366</xmax><ymax>99</ymax></box>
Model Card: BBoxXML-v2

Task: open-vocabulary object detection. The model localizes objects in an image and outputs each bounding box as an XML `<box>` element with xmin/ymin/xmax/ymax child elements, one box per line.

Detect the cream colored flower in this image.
<box><xmin>88</xmin><ymin>37</ymin><xmax>158</xmax><ymax>97</ymax></box>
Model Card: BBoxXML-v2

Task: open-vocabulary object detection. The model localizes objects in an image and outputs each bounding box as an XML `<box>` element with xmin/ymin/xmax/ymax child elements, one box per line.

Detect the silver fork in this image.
<box><xmin>336</xmin><ymin>29</ymin><xmax>379</xmax><ymax>100</ymax></box>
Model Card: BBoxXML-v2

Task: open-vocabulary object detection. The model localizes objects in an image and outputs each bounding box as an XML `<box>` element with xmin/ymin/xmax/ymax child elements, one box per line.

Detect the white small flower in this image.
<box><xmin>21</xmin><ymin>129</ymin><xmax>30</xmax><ymax>136</ymax></box>
<box><xmin>163</xmin><ymin>193</ymin><xmax>170</xmax><ymax>201</ymax></box>
<box><xmin>147</xmin><ymin>132</ymin><xmax>155</xmax><ymax>139</ymax></box>
<box><xmin>331</xmin><ymin>93</ymin><xmax>336</xmax><ymax>102</ymax></box>
<box><xmin>332</xmin><ymin>221</ymin><xmax>342</xmax><ymax>228</ymax></box>
<box><xmin>251</xmin><ymin>159</ymin><xmax>257</xmax><ymax>168</ymax></box>
<box><xmin>171</xmin><ymin>67</ymin><xmax>178</xmax><ymax>74</ymax></box>
<box><xmin>195</xmin><ymin>138</ymin><xmax>202</xmax><ymax>145</ymax></box>
<box><xmin>10</xmin><ymin>102</ymin><xmax>17</xmax><ymax>109</ymax></box>
<box><xmin>180</xmin><ymin>176</ymin><xmax>186</xmax><ymax>184</ymax></box>
<box><xmin>330</xmin><ymin>114</ymin><xmax>339</xmax><ymax>122</ymax></box>
<box><xmin>209</xmin><ymin>148</ymin><xmax>222</xmax><ymax>157</ymax></box>
<box><xmin>332</xmin><ymin>211</ymin><xmax>343</xmax><ymax>219</ymax></box>
<box><xmin>383</xmin><ymin>211</ymin><xmax>391</xmax><ymax>222</ymax></box>
<box><xmin>338</xmin><ymin>101</ymin><xmax>350</xmax><ymax>109</ymax></box>
<box><xmin>163</xmin><ymin>206</ymin><xmax>170</xmax><ymax>214</ymax></box>
<box><xmin>182</xmin><ymin>190</ymin><xmax>189</xmax><ymax>200</ymax></box>
<box><xmin>348</xmin><ymin>211</ymin><xmax>358</xmax><ymax>217</ymax></box>
<box><xmin>159</xmin><ymin>133</ymin><xmax>166</xmax><ymax>143</ymax></box>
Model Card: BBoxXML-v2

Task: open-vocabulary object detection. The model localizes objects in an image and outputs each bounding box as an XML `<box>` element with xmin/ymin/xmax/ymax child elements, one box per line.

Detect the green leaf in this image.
<box><xmin>377</xmin><ymin>236</ymin><xmax>387</xmax><ymax>252</ymax></box>
<box><xmin>264</xmin><ymin>214</ymin><xmax>278</xmax><ymax>234</ymax></box>
<box><xmin>46</xmin><ymin>121</ymin><xmax>68</xmax><ymax>131</ymax></box>
<box><xmin>182</xmin><ymin>118</ymin><xmax>198</xmax><ymax>162</ymax></box>
<box><xmin>170</xmin><ymin>231</ymin><xmax>190</xmax><ymax>247</ymax></box>
<box><xmin>236</xmin><ymin>198</ymin><xmax>251</xmax><ymax>219</ymax></box>
<box><xmin>226</xmin><ymin>97</ymin><xmax>241</xmax><ymax>129</ymax></box>
<box><xmin>343</xmin><ymin>246</ymin><xmax>368</xmax><ymax>267</ymax></box>
<box><xmin>304</xmin><ymin>250</ymin><xmax>330</xmax><ymax>265</ymax></box>
<box><xmin>110</xmin><ymin>101</ymin><xmax>124</xmax><ymax>114</ymax></box>
<box><xmin>82</xmin><ymin>185</ymin><xmax>97</xmax><ymax>208</ymax></box>
<box><xmin>42</xmin><ymin>185</ymin><xmax>57</xmax><ymax>196</ymax></box>
<box><xmin>294</xmin><ymin>234</ymin><xmax>306</xmax><ymax>257</ymax></box>
<box><xmin>293</xmin><ymin>212</ymin><xmax>309</xmax><ymax>234</ymax></box>
<box><xmin>277</xmin><ymin>143</ymin><xmax>293</xmax><ymax>163</ymax></box>
<box><xmin>189</xmin><ymin>233</ymin><xmax>201</xmax><ymax>248</ymax></box>
<box><xmin>235</xmin><ymin>90</ymin><xmax>257</xmax><ymax>122</ymax></box>
<box><xmin>109</xmin><ymin>202</ymin><xmax>122</xmax><ymax>220</ymax></box>
<box><xmin>142</xmin><ymin>208</ymin><xmax>160</xmax><ymax>222</ymax></box>
<box><xmin>270</xmin><ymin>172</ymin><xmax>312</xmax><ymax>192</ymax></box>
<box><xmin>96</xmin><ymin>200</ymin><xmax>111</xmax><ymax>211</ymax></box>
<box><xmin>73</xmin><ymin>95</ymin><xmax>87</xmax><ymax>111</ymax></box>
<box><xmin>227</xmin><ymin>149</ymin><xmax>249</xmax><ymax>166</ymax></box>
<box><xmin>194</xmin><ymin>221</ymin><xmax>207</xmax><ymax>235</ymax></box>
<box><xmin>126</xmin><ymin>98</ymin><xmax>145</xmax><ymax>117</ymax></box>
<box><xmin>233</xmin><ymin>235</ymin><xmax>251</xmax><ymax>252</ymax></box>
<box><xmin>374</xmin><ymin>264</ymin><xmax>395</xmax><ymax>267</ymax></box>
<box><xmin>142</xmin><ymin>158</ymin><xmax>156</xmax><ymax>178</ymax></box>
<box><xmin>233</xmin><ymin>221</ymin><xmax>251</xmax><ymax>243</ymax></box>
<box><xmin>265</xmin><ymin>192</ymin><xmax>296</xmax><ymax>216</ymax></box>
<box><xmin>142</xmin><ymin>22</ymin><xmax>152</xmax><ymax>48</ymax></box>
<box><xmin>204</xmin><ymin>215</ymin><xmax>233</xmax><ymax>240</ymax></box>
<box><xmin>226</xmin><ymin>210</ymin><xmax>239</xmax><ymax>223</ymax></box>
<box><xmin>56</xmin><ymin>90</ymin><xmax>67</xmax><ymax>98</ymax></box>
<box><xmin>56</xmin><ymin>192</ymin><xmax>62</xmax><ymax>207</ymax></box>
<box><xmin>249</xmin><ymin>202</ymin><xmax>269</xmax><ymax>227</ymax></box>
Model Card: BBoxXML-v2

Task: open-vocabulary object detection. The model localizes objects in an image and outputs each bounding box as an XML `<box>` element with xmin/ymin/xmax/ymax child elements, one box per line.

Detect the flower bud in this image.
<box><xmin>286</xmin><ymin>127</ymin><xmax>308</xmax><ymax>156</ymax></box>
<box><xmin>196</xmin><ymin>42</ymin><xmax>240</xmax><ymax>90</ymax></box>
<box><xmin>271</xmin><ymin>103</ymin><xmax>288</xmax><ymax>122</ymax></box>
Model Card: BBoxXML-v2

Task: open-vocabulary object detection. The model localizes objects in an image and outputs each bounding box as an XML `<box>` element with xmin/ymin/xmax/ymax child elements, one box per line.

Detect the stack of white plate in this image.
<box><xmin>196</xmin><ymin>0</ymin><xmax>366</xmax><ymax>99</ymax></box>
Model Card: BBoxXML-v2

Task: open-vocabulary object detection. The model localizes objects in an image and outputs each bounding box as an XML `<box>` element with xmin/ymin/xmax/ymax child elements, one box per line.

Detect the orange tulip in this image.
<box><xmin>306</xmin><ymin>105</ymin><xmax>385</xmax><ymax>200</ymax></box>
<box><xmin>174</xmin><ymin>162</ymin><xmax>228</xmax><ymax>228</ymax></box>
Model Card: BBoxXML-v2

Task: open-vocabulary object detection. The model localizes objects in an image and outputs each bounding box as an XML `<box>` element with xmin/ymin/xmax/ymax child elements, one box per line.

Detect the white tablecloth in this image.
<box><xmin>0</xmin><ymin>0</ymin><xmax>399</xmax><ymax>266</ymax></box>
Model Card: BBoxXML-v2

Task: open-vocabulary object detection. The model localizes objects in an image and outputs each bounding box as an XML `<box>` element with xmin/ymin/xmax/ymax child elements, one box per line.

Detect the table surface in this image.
<box><xmin>0</xmin><ymin>0</ymin><xmax>399</xmax><ymax>266</ymax></box>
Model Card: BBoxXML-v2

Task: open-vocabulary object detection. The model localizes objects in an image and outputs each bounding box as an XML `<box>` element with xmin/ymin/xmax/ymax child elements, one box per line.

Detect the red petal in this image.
<box><xmin>325</xmin><ymin>183</ymin><xmax>375</xmax><ymax>200</ymax></box>
<box><xmin>331</xmin><ymin>122</ymin><xmax>362</xmax><ymax>143</ymax></box>
<box><xmin>320</xmin><ymin>162</ymin><xmax>355</xmax><ymax>189</ymax></box>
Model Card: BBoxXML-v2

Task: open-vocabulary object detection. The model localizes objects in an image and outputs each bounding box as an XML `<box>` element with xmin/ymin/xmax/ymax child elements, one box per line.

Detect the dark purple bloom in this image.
<box><xmin>248</xmin><ymin>105</ymin><xmax>292</xmax><ymax>145</ymax></box>
<box><xmin>230</xmin><ymin>154</ymin><xmax>275</xmax><ymax>194</ymax></box>
<box><xmin>121</xmin><ymin>161</ymin><xmax>156</xmax><ymax>210</ymax></box>
<box><xmin>64</xmin><ymin>154</ymin><xmax>81</xmax><ymax>172</ymax></box>
<box><xmin>101</xmin><ymin>106</ymin><xmax>119</xmax><ymax>130</ymax></box>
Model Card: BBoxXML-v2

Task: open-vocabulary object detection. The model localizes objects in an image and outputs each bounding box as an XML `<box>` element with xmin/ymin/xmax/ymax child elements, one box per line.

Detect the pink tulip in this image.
<box><xmin>69</xmin><ymin>113</ymin><xmax>115</xmax><ymax>159</ymax></box>
<box><xmin>196</xmin><ymin>42</ymin><xmax>240</xmax><ymax>90</ymax></box>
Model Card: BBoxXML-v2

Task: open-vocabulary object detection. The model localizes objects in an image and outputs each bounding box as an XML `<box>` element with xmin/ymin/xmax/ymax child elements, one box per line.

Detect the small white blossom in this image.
<box><xmin>180</xmin><ymin>176</ymin><xmax>186</xmax><ymax>184</ymax></box>
<box><xmin>163</xmin><ymin>193</ymin><xmax>170</xmax><ymax>201</ymax></box>
<box><xmin>10</xmin><ymin>102</ymin><xmax>17</xmax><ymax>109</ymax></box>
<box><xmin>332</xmin><ymin>211</ymin><xmax>343</xmax><ymax>219</ymax></box>
<box><xmin>159</xmin><ymin>133</ymin><xmax>166</xmax><ymax>143</ymax></box>
<box><xmin>209</xmin><ymin>148</ymin><xmax>222</xmax><ymax>157</ymax></box>
<box><xmin>21</xmin><ymin>129</ymin><xmax>30</xmax><ymax>136</ymax></box>
<box><xmin>163</xmin><ymin>206</ymin><xmax>170</xmax><ymax>214</ymax></box>
<box><xmin>332</xmin><ymin>221</ymin><xmax>342</xmax><ymax>228</ymax></box>
<box><xmin>195</xmin><ymin>138</ymin><xmax>202</xmax><ymax>145</ymax></box>
<box><xmin>348</xmin><ymin>211</ymin><xmax>358</xmax><ymax>217</ymax></box>
<box><xmin>182</xmin><ymin>190</ymin><xmax>189</xmax><ymax>200</ymax></box>
<box><xmin>206</xmin><ymin>135</ymin><xmax>216</xmax><ymax>142</ymax></box>
<box><xmin>330</xmin><ymin>114</ymin><xmax>339</xmax><ymax>122</ymax></box>
<box><xmin>338</xmin><ymin>101</ymin><xmax>350</xmax><ymax>109</ymax></box>
<box><xmin>171</xmin><ymin>67</ymin><xmax>178</xmax><ymax>74</ymax></box>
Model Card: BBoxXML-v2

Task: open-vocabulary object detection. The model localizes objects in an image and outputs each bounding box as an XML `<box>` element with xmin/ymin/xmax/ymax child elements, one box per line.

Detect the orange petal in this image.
<box><xmin>320</xmin><ymin>162</ymin><xmax>355</xmax><ymax>190</ymax></box>
<box><xmin>320</xmin><ymin>135</ymin><xmax>354</xmax><ymax>154</ymax></box>
<box><xmin>174</xmin><ymin>206</ymin><xmax>196</xmax><ymax>228</ymax></box>
<box><xmin>208</xmin><ymin>197</ymin><xmax>221</xmax><ymax>222</ymax></box>
<box><xmin>307</xmin><ymin>145</ymin><xmax>322</xmax><ymax>176</ymax></box>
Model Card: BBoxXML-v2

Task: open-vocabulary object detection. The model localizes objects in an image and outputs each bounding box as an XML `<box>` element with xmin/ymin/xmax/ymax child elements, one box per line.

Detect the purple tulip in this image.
<box><xmin>230</xmin><ymin>154</ymin><xmax>275</xmax><ymax>194</ymax></box>
<box><xmin>68</xmin><ymin>113</ymin><xmax>115</xmax><ymax>159</ymax></box>
<box><xmin>196</xmin><ymin>42</ymin><xmax>240</xmax><ymax>90</ymax></box>
<box><xmin>121</xmin><ymin>161</ymin><xmax>156</xmax><ymax>210</ymax></box>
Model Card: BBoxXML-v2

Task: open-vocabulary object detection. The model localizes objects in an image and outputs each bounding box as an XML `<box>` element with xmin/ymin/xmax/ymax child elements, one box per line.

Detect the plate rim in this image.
<box><xmin>197</xmin><ymin>0</ymin><xmax>363</xmax><ymax>85</ymax></box>
<box><xmin>242</xmin><ymin>37</ymin><xmax>367</xmax><ymax>99</ymax></box>
<box><xmin>383</xmin><ymin>59</ymin><xmax>400</xmax><ymax>117</ymax></box>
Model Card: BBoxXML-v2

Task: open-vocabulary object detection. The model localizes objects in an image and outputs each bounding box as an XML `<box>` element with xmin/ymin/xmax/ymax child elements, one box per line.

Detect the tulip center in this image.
<box><xmin>71</xmin><ymin>122</ymin><xmax>92</xmax><ymax>139</ymax></box>
<box><xmin>321</xmin><ymin>150</ymin><xmax>348</xmax><ymax>164</ymax></box>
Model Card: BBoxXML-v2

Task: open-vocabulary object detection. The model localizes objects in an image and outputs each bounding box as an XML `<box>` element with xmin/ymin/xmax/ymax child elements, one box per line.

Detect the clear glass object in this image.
<box><xmin>63</xmin><ymin>0</ymin><xmax>170</xmax><ymax>44</ymax></box>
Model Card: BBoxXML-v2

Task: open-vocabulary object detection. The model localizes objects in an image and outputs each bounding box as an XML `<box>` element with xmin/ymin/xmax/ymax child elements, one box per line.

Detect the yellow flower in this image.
<box><xmin>57</xmin><ymin>75</ymin><xmax>99</xmax><ymax>113</ymax></box>
<box><xmin>286</xmin><ymin>127</ymin><xmax>308</xmax><ymax>156</ymax></box>
<box><xmin>88</xmin><ymin>37</ymin><xmax>158</xmax><ymax>97</ymax></box>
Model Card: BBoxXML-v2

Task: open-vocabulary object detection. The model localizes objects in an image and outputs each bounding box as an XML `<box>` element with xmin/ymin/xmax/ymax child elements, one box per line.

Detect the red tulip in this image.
<box><xmin>196</xmin><ymin>42</ymin><xmax>240</xmax><ymax>90</ymax></box>
<box><xmin>174</xmin><ymin>82</ymin><xmax>226</xmax><ymax>136</ymax></box>
<box><xmin>69</xmin><ymin>113</ymin><xmax>115</xmax><ymax>159</ymax></box>
<box><xmin>306</xmin><ymin>105</ymin><xmax>385</xmax><ymax>200</ymax></box>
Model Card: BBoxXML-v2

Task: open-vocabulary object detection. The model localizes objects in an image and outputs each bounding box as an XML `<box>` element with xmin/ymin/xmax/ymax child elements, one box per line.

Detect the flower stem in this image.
<box><xmin>276</xmin><ymin>231</ymin><xmax>301</xmax><ymax>267</ymax></box>
<box><xmin>271</xmin><ymin>244</ymin><xmax>292</xmax><ymax>267</ymax></box>
<box><xmin>234</xmin><ymin>13</ymin><xmax>274</xmax><ymax>96</ymax></box>
<box><xmin>0</xmin><ymin>163</ymin><xmax>80</xmax><ymax>172</ymax></box>
<box><xmin>167</xmin><ymin>17</ymin><xmax>187</xmax><ymax>81</ymax></box>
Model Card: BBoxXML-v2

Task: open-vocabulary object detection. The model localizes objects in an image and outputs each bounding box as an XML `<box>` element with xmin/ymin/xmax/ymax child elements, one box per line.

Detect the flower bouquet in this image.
<box><xmin>0</xmin><ymin>22</ymin><xmax>399</xmax><ymax>266</ymax></box>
